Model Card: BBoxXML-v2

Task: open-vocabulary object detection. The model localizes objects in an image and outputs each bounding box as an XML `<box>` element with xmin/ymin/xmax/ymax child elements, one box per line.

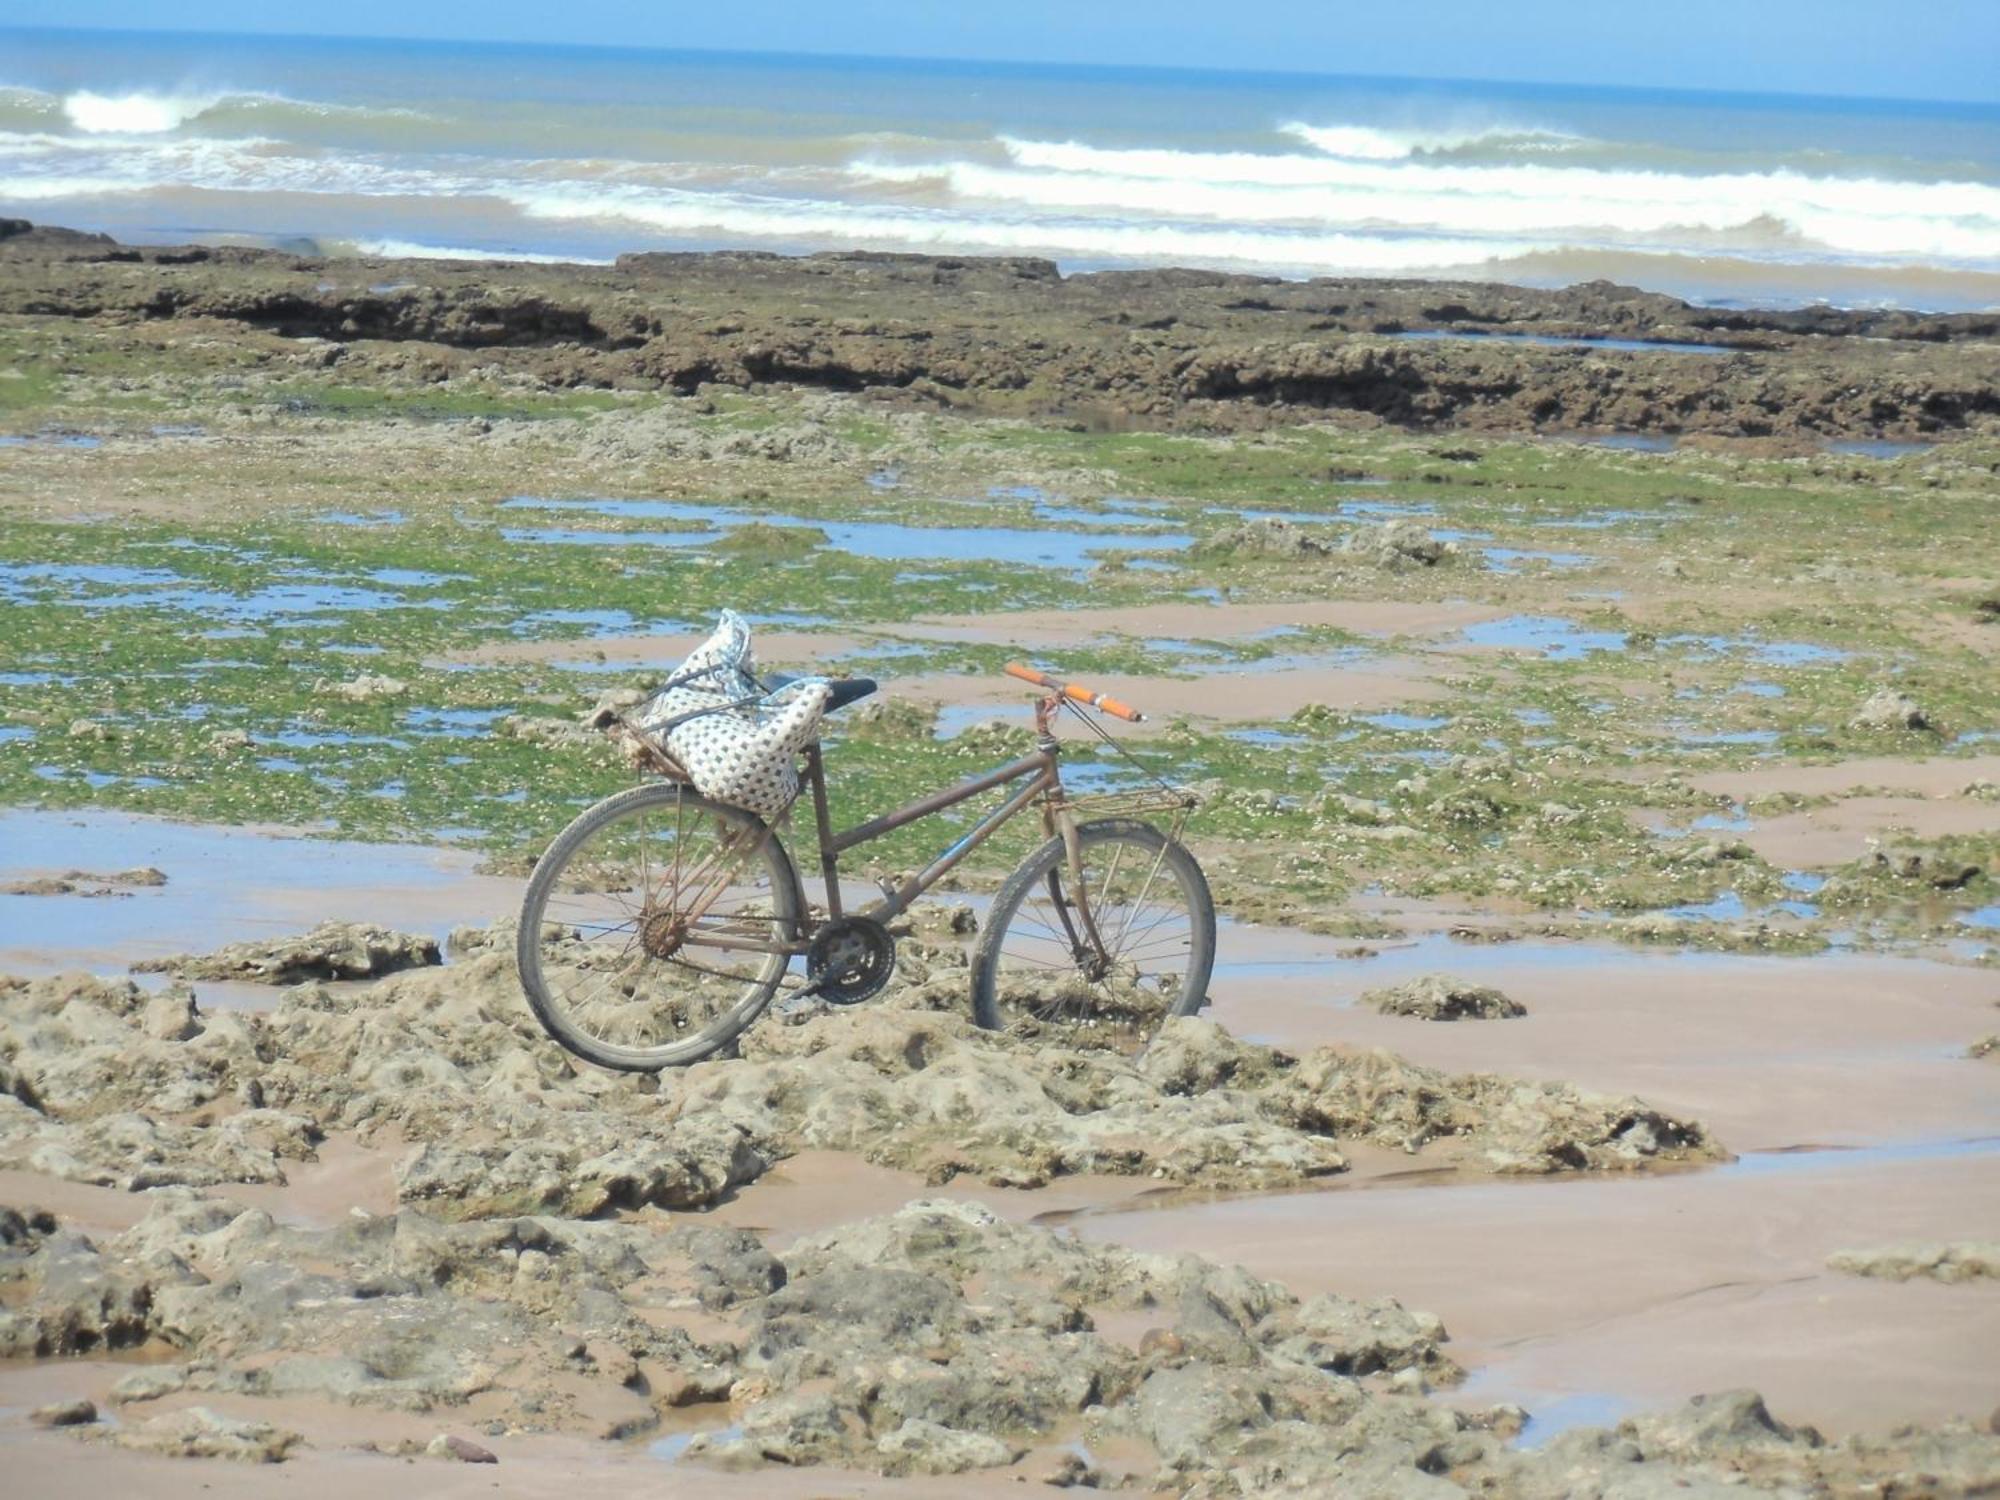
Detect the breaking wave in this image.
<box><xmin>1278</xmin><ymin>120</ymin><xmax>1584</xmax><ymax>160</ymax></box>
<box><xmin>0</xmin><ymin>84</ymin><xmax>429</xmax><ymax>137</ymax></box>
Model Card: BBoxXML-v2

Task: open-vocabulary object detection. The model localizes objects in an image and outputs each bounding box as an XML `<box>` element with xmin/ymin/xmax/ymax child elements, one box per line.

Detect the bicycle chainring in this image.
<box><xmin>805</xmin><ymin>916</ymin><xmax>897</xmax><ymax>1005</ymax></box>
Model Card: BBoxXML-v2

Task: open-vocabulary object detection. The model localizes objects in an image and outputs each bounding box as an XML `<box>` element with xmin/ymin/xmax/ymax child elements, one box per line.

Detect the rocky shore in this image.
<box><xmin>4</xmin><ymin>220</ymin><xmax>1997</xmax><ymax>441</ymax></box>
<box><xmin>3</xmin><ymin>940</ymin><xmax>1996</xmax><ymax>1492</ymax></box>
<box><xmin>3</xmin><ymin>219</ymin><xmax>1998</xmax><ymax>1494</ymax></box>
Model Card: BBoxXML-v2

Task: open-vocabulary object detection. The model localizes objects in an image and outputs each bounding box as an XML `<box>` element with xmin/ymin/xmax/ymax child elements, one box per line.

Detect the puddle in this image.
<box><xmin>0</xmin><ymin>726</ymin><xmax>35</xmax><ymax>743</ymax></box>
<box><xmin>1961</xmin><ymin>904</ymin><xmax>2000</xmax><ymax>931</ymax></box>
<box><xmin>1227</xmin><ymin>727</ymin><xmax>1309</xmax><ymax>749</ymax></box>
<box><xmin>1459</xmin><ymin>615</ymin><xmax>1628</xmax><ymax>660</ymax></box>
<box><xmin>1362</xmin><ymin>712</ymin><xmax>1451</xmax><ymax>732</ymax></box>
<box><xmin>1482</xmin><ymin>548</ymin><xmax>1593</xmax><ymax>573</ymax></box>
<box><xmin>510</xmin><ymin>607</ymin><xmax>676</xmax><ymax>638</ymax></box>
<box><xmin>33</xmin><ymin>766</ymin><xmax>170</xmax><ymax>789</ymax></box>
<box><xmin>1675</xmin><ymin>729</ymin><xmax>1781</xmax><ymax>748</ymax></box>
<box><xmin>403</xmin><ymin>707</ymin><xmax>511</xmax><ymax>738</ymax></box>
<box><xmin>1459</xmin><ymin>616</ymin><xmax>1845</xmax><ymax>667</ymax></box>
<box><xmin>865</xmin><ymin>468</ymin><xmax>901</xmax><ymax>490</ymax></box>
<box><xmin>931</xmin><ymin>704</ymin><xmax>1022</xmax><ymax>740</ymax></box>
<box><xmin>1558</xmin><ymin>433</ymin><xmax>1677</xmax><ymax>453</ymax></box>
<box><xmin>0</xmin><ymin>562</ymin><xmax>448</xmax><ymax>626</ymax></box>
<box><xmin>0</xmin><ymin>809</ymin><xmax>513</xmax><ymax>973</ymax></box>
<box><xmin>648</xmin><ymin>1423</ymin><xmax>741</xmax><ymax>1461</ymax></box>
<box><xmin>0</xmin><ymin>431</ymin><xmax>102</xmax><ymax>448</ymax></box>
<box><xmin>319</xmin><ymin>509</ymin><xmax>407</xmax><ymax>527</ymax></box>
<box><xmin>1665</xmin><ymin>889</ymin><xmax>1818</xmax><ymax>922</ymax></box>
<box><xmin>1392</xmin><ymin>330</ymin><xmax>1734</xmax><ymax>356</ymax></box>
<box><xmin>1663</xmin><ymin>633</ymin><xmax>1849</xmax><ymax>666</ymax></box>
<box><xmin>1690</xmin><ymin>807</ymin><xmax>1754</xmax><ymax>833</ymax></box>
<box><xmin>1719</xmin><ymin>1135</ymin><xmax>2000</xmax><ymax>1177</ymax></box>
<box><xmin>498</xmin><ymin>497</ymin><xmax>1191</xmax><ymax>574</ymax></box>
<box><xmin>1825</xmin><ymin>440</ymin><xmax>1933</xmax><ymax>460</ymax></box>
<box><xmin>1532</xmin><ymin>510</ymin><xmax>1677</xmax><ymax>530</ymax></box>
<box><xmin>370</xmin><ymin>568</ymin><xmax>465</xmax><ymax>587</ymax></box>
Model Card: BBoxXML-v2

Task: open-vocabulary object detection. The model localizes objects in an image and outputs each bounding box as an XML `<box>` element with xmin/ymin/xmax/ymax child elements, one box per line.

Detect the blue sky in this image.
<box><xmin>10</xmin><ymin>0</ymin><xmax>1999</xmax><ymax>104</ymax></box>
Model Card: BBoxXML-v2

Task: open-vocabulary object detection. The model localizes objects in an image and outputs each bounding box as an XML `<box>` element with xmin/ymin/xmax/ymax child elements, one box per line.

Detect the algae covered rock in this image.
<box><xmin>1364</xmin><ymin>974</ymin><xmax>1527</xmax><ymax>1021</ymax></box>
<box><xmin>1342</xmin><ymin>518</ymin><xmax>1453</xmax><ymax>570</ymax></box>
<box><xmin>1850</xmin><ymin>688</ymin><xmax>1937</xmax><ymax>733</ymax></box>
<box><xmin>133</xmin><ymin>921</ymin><xmax>441</xmax><ymax>983</ymax></box>
<box><xmin>1828</xmin><ymin>1242</ymin><xmax>2000</xmax><ymax>1283</ymax></box>
<box><xmin>108</xmin><ymin>1406</ymin><xmax>301</xmax><ymax>1463</ymax></box>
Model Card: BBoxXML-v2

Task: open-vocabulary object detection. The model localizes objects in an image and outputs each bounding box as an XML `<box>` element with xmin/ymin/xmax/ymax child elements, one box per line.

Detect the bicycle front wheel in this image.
<box><xmin>516</xmin><ymin>782</ymin><xmax>803</xmax><ymax>1071</ymax></box>
<box><xmin>971</xmin><ymin>817</ymin><xmax>1215</xmax><ymax>1055</ymax></box>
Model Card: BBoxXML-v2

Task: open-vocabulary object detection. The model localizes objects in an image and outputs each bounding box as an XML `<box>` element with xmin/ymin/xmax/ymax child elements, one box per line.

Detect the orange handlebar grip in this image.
<box><xmin>1003</xmin><ymin>662</ymin><xmax>1145</xmax><ymax>722</ymax></box>
<box><xmin>1084</xmin><ymin>690</ymin><xmax>1144</xmax><ymax>723</ymax></box>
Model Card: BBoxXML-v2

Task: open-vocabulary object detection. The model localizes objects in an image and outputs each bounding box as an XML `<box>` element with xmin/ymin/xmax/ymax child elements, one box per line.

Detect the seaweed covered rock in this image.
<box><xmin>1200</xmin><ymin>516</ymin><xmax>1339</xmax><ymax>559</ymax></box>
<box><xmin>1342</xmin><ymin>519</ymin><xmax>1453</xmax><ymax>570</ymax></box>
<box><xmin>1363</xmin><ymin>974</ymin><xmax>1527</xmax><ymax>1021</ymax></box>
<box><xmin>133</xmin><ymin>921</ymin><xmax>441</xmax><ymax>984</ymax></box>
<box><xmin>0</xmin><ymin>953</ymin><xmax>1720</xmax><ymax>1225</ymax></box>
<box><xmin>1850</xmin><ymin>688</ymin><xmax>1936</xmax><ymax>733</ymax></box>
<box><xmin>1828</xmin><ymin>1242</ymin><xmax>2000</xmax><ymax>1283</ymax></box>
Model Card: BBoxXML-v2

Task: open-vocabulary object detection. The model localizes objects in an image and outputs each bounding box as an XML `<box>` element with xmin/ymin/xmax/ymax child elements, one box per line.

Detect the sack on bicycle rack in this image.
<box><xmin>630</xmin><ymin>610</ymin><xmax>831</xmax><ymax>821</ymax></box>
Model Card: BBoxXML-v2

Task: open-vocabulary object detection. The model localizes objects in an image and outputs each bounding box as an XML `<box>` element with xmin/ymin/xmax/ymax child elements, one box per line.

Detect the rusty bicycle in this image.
<box><xmin>516</xmin><ymin>661</ymin><xmax>1214</xmax><ymax>1071</ymax></box>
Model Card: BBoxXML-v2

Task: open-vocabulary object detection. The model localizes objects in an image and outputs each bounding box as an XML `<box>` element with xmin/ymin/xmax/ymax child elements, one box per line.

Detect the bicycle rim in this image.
<box><xmin>519</xmin><ymin>785</ymin><xmax>798</xmax><ymax>1069</ymax></box>
<box><xmin>978</xmin><ymin>821</ymin><xmax>1213</xmax><ymax>1054</ymax></box>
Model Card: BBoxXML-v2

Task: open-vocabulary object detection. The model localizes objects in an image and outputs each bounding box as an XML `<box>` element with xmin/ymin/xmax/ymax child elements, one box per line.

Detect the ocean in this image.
<box><xmin>3</xmin><ymin>26</ymin><xmax>1998</xmax><ymax>310</ymax></box>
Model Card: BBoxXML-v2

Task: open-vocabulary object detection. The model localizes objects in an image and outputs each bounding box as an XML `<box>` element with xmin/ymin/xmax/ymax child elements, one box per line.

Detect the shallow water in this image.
<box><xmin>0</xmin><ymin>808</ymin><xmax>510</xmax><ymax>973</ymax></box>
<box><xmin>1579</xmin><ymin>433</ymin><xmax>1677</xmax><ymax>453</ymax></box>
<box><xmin>0</xmin><ymin>559</ymin><xmax>451</xmax><ymax>626</ymax></box>
<box><xmin>1825</xmin><ymin>440</ymin><xmax>1934</xmax><ymax>460</ymax></box>
<box><xmin>498</xmin><ymin>496</ymin><xmax>1192</xmax><ymax>573</ymax></box>
<box><xmin>1719</xmin><ymin>1135</ymin><xmax>2000</xmax><ymax>1177</ymax></box>
<box><xmin>1459</xmin><ymin>614</ymin><xmax>1629</xmax><ymax>659</ymax></box>
<box><xmin>0</xmin><ymin>431</ymin><xmax>101</xmax><ymax>448</ymax></box>
<box><xmin>1482</xmin><ymin>546</ymin><xmax>1593</xmax><ymax>572</ymax></box>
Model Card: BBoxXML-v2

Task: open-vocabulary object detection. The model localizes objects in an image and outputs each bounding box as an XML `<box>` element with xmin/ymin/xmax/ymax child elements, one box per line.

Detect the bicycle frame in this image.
<box><xmin>801</xmin><ymin>738</ymin><xmax>1063</xmax><ymax>927</ymax></box>
<box><xmin>620</xmin><ymin>690</ymin><xmax>1113</xmax><ymax>963</ymax></box>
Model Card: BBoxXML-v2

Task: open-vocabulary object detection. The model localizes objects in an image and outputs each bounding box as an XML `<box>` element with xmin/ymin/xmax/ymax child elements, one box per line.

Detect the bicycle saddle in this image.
<box><xmin>767</xmin><ymin>673</ymin><xmax>877</xmax><ymax>711</ymax></box>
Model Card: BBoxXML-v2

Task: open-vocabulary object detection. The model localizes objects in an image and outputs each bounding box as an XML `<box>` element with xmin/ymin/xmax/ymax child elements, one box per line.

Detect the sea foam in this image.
<box><xmin>1278</xmin><ymin>120</ymin><xmax>1582</xmax><ymax>159</ymax></box>
<box><xmin>61</xmin><ymin>90</ymin><xmax>229</xmax><ymax>134</ymax></box>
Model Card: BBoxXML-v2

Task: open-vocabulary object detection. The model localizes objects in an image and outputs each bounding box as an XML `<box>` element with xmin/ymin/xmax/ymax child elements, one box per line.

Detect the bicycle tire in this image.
<box><xmin>971</xmin><ymin>817</ymin><xmax>1215</xmax><ymax>1052</ymax></box>
<box><xmin>516</xmin><ymin>781</ymin><xmax>804</xmax><ymax>1071</ymax></box>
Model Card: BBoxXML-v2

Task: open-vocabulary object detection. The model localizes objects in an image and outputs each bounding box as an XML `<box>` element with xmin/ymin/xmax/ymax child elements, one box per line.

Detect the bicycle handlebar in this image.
<box><xmin>1004</xmin><ymin>662</ymin><xmax>1145</xmax><ymax>722</ymax></box>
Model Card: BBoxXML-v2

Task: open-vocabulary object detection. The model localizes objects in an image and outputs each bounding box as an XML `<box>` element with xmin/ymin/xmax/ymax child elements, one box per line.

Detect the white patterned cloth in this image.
<box><xmin>631</xmin><ymin>610</ymin><xmax>831</xmax><ymax>821</ymax></box>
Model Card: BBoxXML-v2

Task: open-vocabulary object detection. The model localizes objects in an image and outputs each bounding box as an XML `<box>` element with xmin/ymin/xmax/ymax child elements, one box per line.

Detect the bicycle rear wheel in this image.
<box><xmin>971</xmin><ymin>817</ymin><xmax>1215</xmax><ymax>1055</ymax></box>
<box><xmin>516</xmin><ymin>782</ymin><xmax>802</xmax><ymax>1071</ymax></box>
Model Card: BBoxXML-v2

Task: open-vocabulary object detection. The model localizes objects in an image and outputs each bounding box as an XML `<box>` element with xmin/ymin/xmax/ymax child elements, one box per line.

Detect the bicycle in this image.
<box><xmin>516</xmin><ymin>661</ymin><xmax>1215</xmax><ymax>1071</ymax></box>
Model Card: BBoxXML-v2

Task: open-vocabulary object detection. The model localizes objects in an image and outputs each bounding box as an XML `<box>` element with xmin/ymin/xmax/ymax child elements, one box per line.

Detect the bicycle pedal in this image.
<box><xmin>773</xmin><ymin>989</ymin><xmax>831</xmax><ymax>1024</ymax></box>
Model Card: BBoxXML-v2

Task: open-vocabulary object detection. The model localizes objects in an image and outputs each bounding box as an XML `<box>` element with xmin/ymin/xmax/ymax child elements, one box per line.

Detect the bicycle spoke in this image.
<box><xmin>984</xmin><ymin>825</ymin><xmax>1210</xmax><ymax>1056</ymax></box>
<box><xmin>522</xmin><ymin>788</ymin><xmax>794</xmax><ymax>1062</ymax></box>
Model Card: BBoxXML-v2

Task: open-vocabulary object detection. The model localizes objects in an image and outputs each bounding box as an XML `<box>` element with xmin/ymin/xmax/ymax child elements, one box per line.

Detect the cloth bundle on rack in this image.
<box><xmin>630</xmin><ymin>610</ymin><xmax>831</xmax><ymax>820</ymax></box>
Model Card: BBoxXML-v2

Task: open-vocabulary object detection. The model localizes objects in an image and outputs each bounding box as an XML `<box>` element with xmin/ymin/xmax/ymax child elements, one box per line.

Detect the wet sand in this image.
<box><xmin>1037</xmin><ymin>931</ymin><xmax>2000</xmax><ymax>1436</ymax></box>
<box><xmin>0</xmin><ymin>1418</ymin><xmax>1045</xmax><ymax>1500</ymax></box>
<box><xmin>1069</xmin><ymin>1151</ymin><xmax>1999</xmax><ymax>1437</ymax></box>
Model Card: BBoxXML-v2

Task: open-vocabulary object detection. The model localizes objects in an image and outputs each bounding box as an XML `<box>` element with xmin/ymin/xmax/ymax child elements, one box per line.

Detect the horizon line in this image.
<box><xmin>5</xmin><ymin>21</ymin><xmax>1997</xmax><ymax>113</ymax></box>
